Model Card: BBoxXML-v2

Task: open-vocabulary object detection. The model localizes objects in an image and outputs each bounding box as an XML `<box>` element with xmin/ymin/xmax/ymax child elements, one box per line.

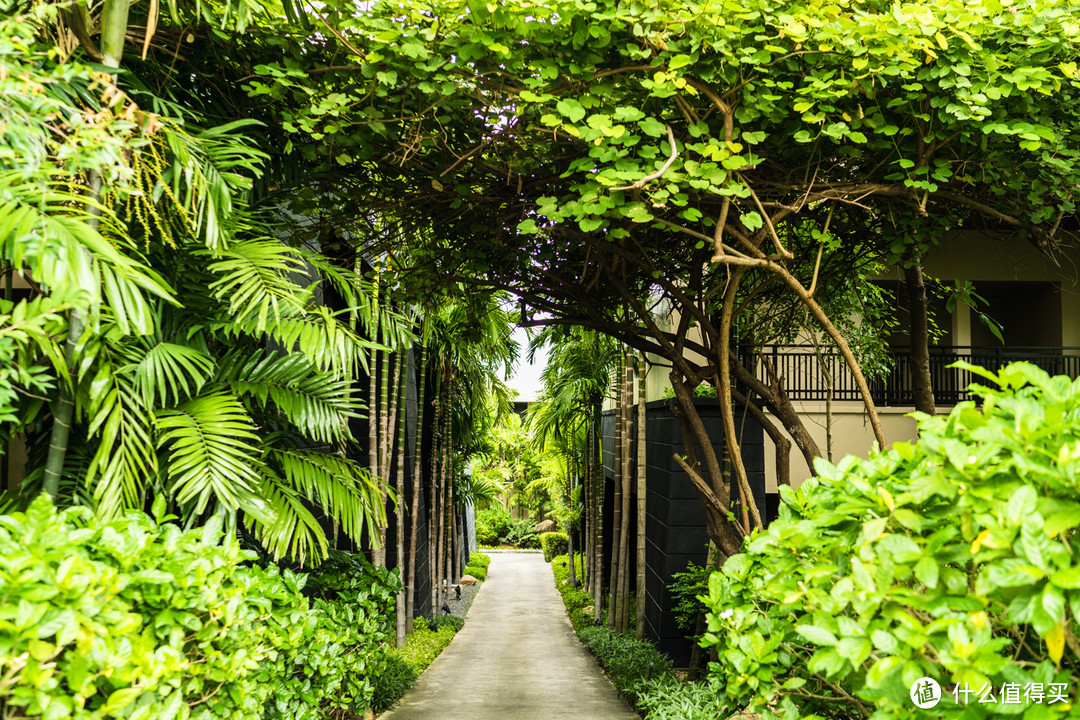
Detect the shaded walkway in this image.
<box><xmin>380</xmin><ymin>551</ymin><xmax>639</xmax><ymax>720</ymax></box>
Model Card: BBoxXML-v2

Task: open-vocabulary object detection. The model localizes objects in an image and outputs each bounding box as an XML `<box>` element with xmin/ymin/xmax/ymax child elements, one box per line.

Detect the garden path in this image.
<box><xmin>378</xmin><ymin>551</ymin><xmax>639</xmax><ymax>720</ymax></box>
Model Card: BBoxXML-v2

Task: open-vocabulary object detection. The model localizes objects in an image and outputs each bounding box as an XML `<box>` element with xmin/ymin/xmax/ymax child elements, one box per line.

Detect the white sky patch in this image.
<box><xmin>507</xmin><ymin>325</ymin><xmax>547</xmax><ymax>402</ymax></box>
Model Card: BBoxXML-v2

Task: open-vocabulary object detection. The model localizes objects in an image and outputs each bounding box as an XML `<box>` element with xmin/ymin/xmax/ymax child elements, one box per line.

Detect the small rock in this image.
<box><xmin>535</xmin><ymin>519</ymin><xmax>556</xmax><ymax>533</ymax></box>
<box><xmin>460</xmin><ymin>574</ymin><xmax>479</xmax><ymax>585</ymax></box>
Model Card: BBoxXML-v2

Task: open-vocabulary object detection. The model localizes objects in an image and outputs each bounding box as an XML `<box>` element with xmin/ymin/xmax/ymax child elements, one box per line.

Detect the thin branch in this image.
<box><xmin>611</xmin><ymin>124</ymin><xmax>678</xmax><ymax>192</ymax></box>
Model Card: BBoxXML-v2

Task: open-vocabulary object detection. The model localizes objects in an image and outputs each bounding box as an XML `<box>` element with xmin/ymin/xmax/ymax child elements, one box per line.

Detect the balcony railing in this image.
<box><xmin>744</xmin><ymin>346</ymin><xmax>1080</xmax><ymax>406</ymax></box>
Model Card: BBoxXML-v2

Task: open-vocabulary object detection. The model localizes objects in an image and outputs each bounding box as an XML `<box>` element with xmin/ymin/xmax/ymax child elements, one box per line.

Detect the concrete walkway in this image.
<box><xmin>379</xmin><ymin>551</ymin><xmax>640</xmax><ymax>720</ymax></box>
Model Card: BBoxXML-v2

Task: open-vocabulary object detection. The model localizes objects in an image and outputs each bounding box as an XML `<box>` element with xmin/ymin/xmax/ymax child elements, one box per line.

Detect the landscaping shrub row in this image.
<box><xmin>371</xmin><ymin>618</ymin><xmax>461</xmax><ymax>712</ymax></box>
<box><xmin>463</xmin><ymin>551</ymin><xmax>490</xmax><ymax>581</ymax></box>
<box><xmin>548</xmin><ymin>553</ymin><xmax>725</xmax><ymax>718</ymax></box>
<box><xmin>701</xmin><ymin>363</ymin><xmax>1080</xmax><ymax>720</ymax></box>
<box><xmin>539</xmin><ymin>531</ymin><xmax>568</xmax><ymax>562</ymax></box>
<box><xmin>0</xmin><ymin>497</ymin><xmax>398</xmax><ymax>719</ymax></box>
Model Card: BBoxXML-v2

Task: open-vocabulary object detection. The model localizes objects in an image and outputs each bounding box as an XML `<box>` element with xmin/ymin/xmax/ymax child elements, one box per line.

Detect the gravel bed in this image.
<box><xmin>439</xmin><ymin>582</ymin><xmax>481</xmax><ymax>620</ymax></box>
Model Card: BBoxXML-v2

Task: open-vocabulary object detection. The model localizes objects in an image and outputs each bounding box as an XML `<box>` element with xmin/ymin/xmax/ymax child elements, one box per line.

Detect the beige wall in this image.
<box><xmin>762</xmin><ymin>403</ymin><xmax>919</xmax><ymax>491</ymax></box>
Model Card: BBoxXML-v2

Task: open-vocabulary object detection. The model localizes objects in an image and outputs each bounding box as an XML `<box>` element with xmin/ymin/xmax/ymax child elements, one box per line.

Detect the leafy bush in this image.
<box><xmin>430</xmin><ymin>614</ymin><xmax>465</xmax><ymax>632</ymax></box>
<box><xmin>668</xmin><ymin>561</ymin><xmax>711</xmax><ymax>634</ymax></box>
<box><xmin>369</xmin><ymin>655</ymin><xmax>418</xmax><ymax>713</ymax></box>
<box><xmin>539</xmin><ymin>531</ymin><xmax>569</xmax><ymax>561</ymax></box>
<box><xmin>0</xmin><ymin>497</ymin><xmax>398</xmax><ymax>720</ymax></box>
<box><xmin>501</xmin><ymin>517</ymin><xmax>539</xmax><ymax>548</ymax></box>
<box><xmin>550</xmin><ymin>553</ymin><xmax>592</xmax><ymax>629</ymax></box>
<box><xmin>463</xmin><ymin>564</ymin><xmax>487</xmax><ymax>581</ymax></box>
<box><xmin>267</xmin><ymin>551</ymin><xmax>400</xmax><ymax>719</ymax></box>
<box><xmin>702</xmin><ymin>362</ymin><xmax>1080</xmax><ymax>720</ymax></box>
<box><xmin>468</xmin><ymin>551</ymin><xmax>491</xmax><ymax>569</ymax></box>
<box><xmin>475</xmin><ymin>506</ymin><xmax>513</xmax><ymax>546</ymax></box>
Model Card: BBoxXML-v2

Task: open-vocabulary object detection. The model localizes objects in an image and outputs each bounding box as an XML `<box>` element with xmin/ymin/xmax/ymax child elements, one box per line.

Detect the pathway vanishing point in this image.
<box><xmin>379</xmin><ymin>551</ymin><xmax>640</xmax><ymax>720</ymax></box>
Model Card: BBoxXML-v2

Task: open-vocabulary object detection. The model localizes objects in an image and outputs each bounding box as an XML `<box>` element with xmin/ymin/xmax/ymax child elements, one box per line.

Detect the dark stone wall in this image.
<box><xmin>602</xmin><ymin>397</ymin><xmax>765</xmax><ymax>665</ymax></box>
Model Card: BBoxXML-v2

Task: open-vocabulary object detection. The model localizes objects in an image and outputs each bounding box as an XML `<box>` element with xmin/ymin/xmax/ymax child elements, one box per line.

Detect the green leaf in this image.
<box><xmin>556</xmin><ymin>99</ymin><xmax>586</xmax><ymax>123</ymax></box>
<box><xmin>795</xmin><ymin>624</ymin><xmax>838</xmax><ymax>646</ymax></box>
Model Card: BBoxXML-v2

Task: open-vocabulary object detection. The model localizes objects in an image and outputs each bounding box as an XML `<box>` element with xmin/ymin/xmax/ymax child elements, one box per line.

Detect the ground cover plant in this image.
<box><xmin>702</xmin><ymin>362</ymin><xmax>1080</xmax><ymax>719</ymax></box>
<box><xmin>371</xmin><ymin>619</ymin><xmax>460</xmax><ymax>713</ymax></box>
<box><xmin>463</xmin><ymin>551</ymin><xmax>491</xmax><ymax>581</ymax></box>
<box><xmin>0</xmin><ymin>497</ymin><xmax>397</xmax><ymax>719</ymax></box>
<box><xmin>548</xmin><ymin>553</ymin><xmax>722</xmax><ymax>718</ymax></box>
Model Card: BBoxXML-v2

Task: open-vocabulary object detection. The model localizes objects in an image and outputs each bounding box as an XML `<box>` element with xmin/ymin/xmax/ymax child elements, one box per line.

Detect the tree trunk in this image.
<box><xmin>375</xmin><ymin>350</ymin><xmax>400</xmax><ymax>565</ymax></box>
<box><xmin>904</xmin><ymin>253</ymin><xmax>936</xmax><ymax>415</ymax></box>
<box><xmin>635</xmin><ymin>353</ymin><xmax>647</xmax><ymax>640</ymax></box>
<box><xmin>616</xmin><ymin>353</ymin><xmax>632</xmax><ymax>632</ymax></box>
<box><xmin>406</xmin><ymin>345</ymin><xmax>427</xmax><ymax>633</ymax></box>
<box><xmin>670</xmin><ymin>372</ymin><xmax>744</xmax><ymax>559</ymax></box>
<box><xmin>607</xmin><ymin>354</ymin><xmax>624</xmax><ymax>630</ymax></box>
<box><xmin>394</xmin><ymin>363</ymin><xmax>407</xmax><ymax>648</ymax></box>
<box><xmin>428</xmin><ymin>363</ymin><xmax>444</xmax><ymax>617</ymax></box>
<box><xmin>718</xmin><ymin>269</ymin><xmax>761</xmax><ymax>532</ymax></box>
<box><xmin>370</xmin><ymin>348</ymin><xmax>384</xmax><ymax>566</ymax></box>
<box><xmin>591</xmin><ymin>405</ymin><xmax>604</xmax><ymax>623</ymax></box>
<box><xmin>44</xmin><ymin>0</ymin><xmax>129</xmax><ymax>499</ymax></box>
<box><xmin>566</xmin><ymin>445</ymin><xmax>577</xmax><ymax>587</ymax></box>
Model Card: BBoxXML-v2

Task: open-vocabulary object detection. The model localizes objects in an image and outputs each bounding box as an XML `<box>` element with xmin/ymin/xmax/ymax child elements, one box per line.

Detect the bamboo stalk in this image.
<box><xmin>406</xmin><ymin>344</ymin><xmax>427</xmax><ymax>633</ymax></box>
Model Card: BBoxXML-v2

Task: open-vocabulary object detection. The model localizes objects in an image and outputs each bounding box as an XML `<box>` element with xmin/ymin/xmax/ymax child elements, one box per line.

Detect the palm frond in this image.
<box><xmin>267</xmin><ymin>446</ymin><xmax>386</xmax><ymax>554</ymax></box>
<box><xmin>121</xmin><ymin>337</ymin><xmax>216</xmax><ymax>409</ymax></box>
<box><xmin>155</xmin><ymin>391</ymin><xmax>264</xmax><ymax>515</ymax></box>
<box><xmin>204</xmin><ymin>238</ymin><xmax>310</xmax><ymax>333</ymax></box>
<box><xmin>216</xmin><ymin>349</ymin><xmax>362</xmax><ymax>444</ymax></box>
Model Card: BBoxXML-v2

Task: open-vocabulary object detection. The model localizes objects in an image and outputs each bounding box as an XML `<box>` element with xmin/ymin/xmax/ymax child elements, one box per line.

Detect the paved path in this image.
<box><xmin>379</xmin><ymin>551</ymin><xmax>639</xmax><ymax>720</ymax></box>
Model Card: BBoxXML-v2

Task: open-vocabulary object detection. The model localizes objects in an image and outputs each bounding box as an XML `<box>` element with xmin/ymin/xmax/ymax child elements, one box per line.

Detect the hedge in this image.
<box><xmin>0</xmin><ymin>496</ymin><xmax>397</xmax><ymax>719</ymax></box>
<box><xmin>702</xmin><ymin>362</ymin><xmax>1080</xmax><ymax>720</ymax></box>
<box><xmin>539</xmin><ymin>531</ymin><xmax>568</xmax><ymax>562</ymax></box>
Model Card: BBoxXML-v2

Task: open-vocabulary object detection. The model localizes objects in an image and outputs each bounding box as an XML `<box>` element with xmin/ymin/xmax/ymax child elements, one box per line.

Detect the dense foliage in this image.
<box><xmin>549</xmin><ymin>553</ymin><xmax>721</xmax><ymax>718</ymax></box>
<box><xmin>702</xmin><ymin>363</ymin><xmax>1080</xmax><ymax>719</ymax></box>
<box><xmin>540</xmin><ymin>531</ymin><xmax>569</xmax><ymax>562</ymax></box>
<box><xmin>0</xmin><ymin>497</ymin><xmax>397</xmax><ymax>719</ymax></box>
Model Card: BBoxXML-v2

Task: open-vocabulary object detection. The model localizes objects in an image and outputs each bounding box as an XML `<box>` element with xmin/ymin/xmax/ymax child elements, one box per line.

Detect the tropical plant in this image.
<box><xmin>2</xmin><ymin>4</ymin><xmax>409</xmax><ymax>565</ymax></box>
<box><xmin>0</xmin><ymin>496</ymin><xmax>398</xmax><ymax>719</ymax></box>
<box><xmin>701</xmin><ymin>362</ymin><xmax>1080</xmax><ymax>720</ymax></box>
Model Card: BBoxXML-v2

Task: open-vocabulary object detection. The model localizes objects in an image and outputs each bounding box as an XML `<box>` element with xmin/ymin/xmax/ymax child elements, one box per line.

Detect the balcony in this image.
<box><xmin>744</xmin><ymin>346</ymin><xmax>1080</xmax><ymax>407</ymax></box>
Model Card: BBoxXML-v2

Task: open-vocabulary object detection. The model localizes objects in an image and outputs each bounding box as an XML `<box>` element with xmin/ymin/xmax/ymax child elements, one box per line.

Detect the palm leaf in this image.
<box><xmin>203</xmin><ymin>238</ymin><xmax>309</xmax><ymax>333</ymax></box>
<box><xmin>216</xmin><ymin>349</ymin><xmax>363</xmax><ymax>444</ymax></box>
<box><xmin>270</xmin><ymin>446</ymin><xmax>386</xmax><ymax>546</ymax></box>
<box><xmin>155</xmin><ymin>391</ymin><xmax>264</xmax><ymax>515</ymax></box>
<box><xmin>121</xmin><ymin>338</ymin><xmax>216</xmax><ymax>409</ymax></box>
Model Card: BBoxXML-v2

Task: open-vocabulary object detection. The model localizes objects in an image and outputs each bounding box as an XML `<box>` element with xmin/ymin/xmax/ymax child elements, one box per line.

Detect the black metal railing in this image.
<box><xmin>744</xmin><ymin>346</ymin><xmax>1080</xmax><ymax>406</ymax></box>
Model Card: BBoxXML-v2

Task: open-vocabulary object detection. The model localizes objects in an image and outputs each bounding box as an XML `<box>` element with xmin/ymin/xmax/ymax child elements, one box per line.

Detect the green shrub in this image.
<box><xmin>468</xmin><ymin>551</ymin><xmax>491</xmax><ymax>569</ymax></box>
<box><xmin>0</xmin><ymin>496</ymin><xmax>396</xmax><ymax>720</ymax></box>
<box><xmin>501</xmin><ymin>517</ymin><xmax>538</xmax><ymax>547</ymax></box>
<box><xmin>702</xmin><ymin>362</ymin><xmax>1080</xmax><ymax>720</ymax></box>
<box><xmin>668</xmin><ymin>561</ymin><xmax>711</xmax><ymax>634</ymax></box>
<box><xmin>370</xmin><ymin>655</ymin><xmax>418</xmax><ymax>713</ymax></box>
<box><xmin>430</xmin><ymin>614</ymin><xmax>465</xmax><ymax>632</ymax></box>
<box><xmin>551</xmin><ymin>553</ymin><xmax>594</xmax><ymax>632</ymax></box>
<box><xmin>475</xmin><ymin>506</ymin><xmax>512</xmax><ymax>546</ymax></box>
<box><xmin>463</xmin><ymin>564</ymin><xmax>487</xmax><ymax>581</ymax></box>
<box><xmin>539</xmin><ymin>531</ymin><xmax>569</xmax><ymax>561</ymax></box>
